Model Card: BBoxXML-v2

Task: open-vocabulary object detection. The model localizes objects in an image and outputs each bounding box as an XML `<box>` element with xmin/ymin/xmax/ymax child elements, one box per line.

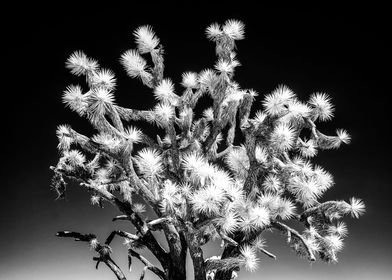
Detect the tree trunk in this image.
<box><xmin>167</xmin><ymin>232</ymin><xmax>187</xmax><ymax>280</ymax></box>
<box><xmin>167</xmin><ymin>262</ymin><xmax>186</xmax><ymax>280</ymax></box>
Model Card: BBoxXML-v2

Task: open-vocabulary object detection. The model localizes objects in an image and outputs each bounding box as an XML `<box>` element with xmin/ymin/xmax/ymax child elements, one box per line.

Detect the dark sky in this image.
<box><xmin>2</xmin><ymin>3</ymin><xmax>391</xmax><ymax>280</ymax></box>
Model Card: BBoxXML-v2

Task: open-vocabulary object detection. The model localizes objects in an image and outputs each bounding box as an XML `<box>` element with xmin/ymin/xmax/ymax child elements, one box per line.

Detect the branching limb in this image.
<box><xmin>56</xmin><ymin>231</ymin><xmax>127</xmax><ymax>280</ymax></box>
<box><xmin>271</xmin><ymin>221</ymin><xmax>316</xmax><ymax>261</ymax></box>
<box><xmin>54</xmin><ymin>164</ymin><xmax>169</xmax><ymax>268</ymax></box>
<box><xmin>105</xmin><ymin>230</ymin><xmax>139</xmax><ymax>245</ymax></box>
<box><xmin>128</xmin><ymin>248</ymin><xmax>167</xmax><ymax>280</ymax></box>
<box><xmin>113</xmin><ymin>199</ymin><xmax>169</xmax><ymax>265</ymax></box>
<box><xmin>103</xmin><ymin>230</ymin><xmax>166</xmax><ymax>280</ymax></box>
<box><xmin>205</xmin><ymin>257</ymin><xmax>241</xmax><ymax>271</ymax></box>
<box><xmin>147</xmin><ymin>217</ymin><xmax>173</xmax><ymax>230</ymax></box>
<box><xmin>114</xmin><ymin>105</ymin><xmax>152</xmax><ymax>122</ymax></box>
<box><xmin>300</xmin><ymin>200</ymin><xmax>349</xmax><ymax>224</ymax></box>
<box><xmin>150</xmin><ymin>47</ymin><xmax>165</xmax><ymax>87</ymax></box>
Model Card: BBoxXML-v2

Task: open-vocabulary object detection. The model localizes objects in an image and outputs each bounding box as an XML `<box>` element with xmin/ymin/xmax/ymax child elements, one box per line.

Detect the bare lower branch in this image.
<box><xmin>128</xmin><ymin>248</ymin><xmax>167</xmax><ymax>280</ymax></box>
<box><xmin>56</xmin><ymin>231</ymin><xmax>127</xmax><ymax>280</ymax></box>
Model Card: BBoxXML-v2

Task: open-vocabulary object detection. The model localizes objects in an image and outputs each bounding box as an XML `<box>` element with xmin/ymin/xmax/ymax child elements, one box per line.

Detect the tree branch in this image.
<box><xmin>128</xmin><ymin>248</ymin><xmax>167</xmax><ymax>280</ymax></box>
<box><xmin>56</xmin><ymin>231</ymin><xmax>127</xmax><ymax>280</ymax></box>
<box><xmin>271</xmin><ymin>221</ymin><xmax>316</xmax><ymax>262</ymax></box>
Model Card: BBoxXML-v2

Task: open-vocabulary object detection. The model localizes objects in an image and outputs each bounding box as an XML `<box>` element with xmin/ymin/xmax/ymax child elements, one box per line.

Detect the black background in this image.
<box><xmin>2</xmin><ymin>3</ymin><xmax>391</xmax><ymax>280</ymax></box>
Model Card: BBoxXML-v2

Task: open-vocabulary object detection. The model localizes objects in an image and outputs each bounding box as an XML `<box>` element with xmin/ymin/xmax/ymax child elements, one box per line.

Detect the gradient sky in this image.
<box><xmin>2</xmin><ymin>3</ymin><xmax>391</xmax><ymax>280</ymax></box>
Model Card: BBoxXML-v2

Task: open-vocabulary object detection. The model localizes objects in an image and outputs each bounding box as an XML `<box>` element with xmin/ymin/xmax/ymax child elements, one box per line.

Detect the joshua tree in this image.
<box><xmin>50</xmin><ymin>19</ymin><xmax>365</xmax><ymax>280</ymax></box>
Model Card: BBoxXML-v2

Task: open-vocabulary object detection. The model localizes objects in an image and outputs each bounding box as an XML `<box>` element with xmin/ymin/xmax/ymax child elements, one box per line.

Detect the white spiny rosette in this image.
<box><xmin>181</xmin><ymin>72</ymin><xmax>199</xmax><ymax>88</ymax></box>
<box><xmin>133</xmin><ymin>203</ymin><xmax>146</xmax><ymax>214</ymax></box>
<box><xmin>94</xmin><ymin>168</ymin><xmax>110</xmax><ymax>183</ymax></box>
<box><xmin>275</xmin><ymin>197</ymin><xmax>296</xmax><ymax>220</ymax></box>
<box><xmin>291</xmin><ymin>155</ymin><xmax>305</xmax><ymax>166</ymax></box>
<box><xmin>209</xmin><ymin>165</ymin><xmax>234</xmax><ymax>190</ymax></box>
<box><xmin>223</xmin><ymin>88</ymin><xmax>246</xmax><ymax>106</ymax></box>
<box><xmin>90</xmin><ymin>195</ymin><xmax>101</xmax><ymax>206</ymax></box>
<box><xmin>288</xmin><ymin>158</ymin><xmax>314</xmax><ymax>177</ymax></box>
<box><xmin>160</xmin><ymin>180</ymin><xmax>182</xmax><ymax>214</ymax></box>
<box><xmin>255</xmin><ymin>145</ymin><xmax>269</xmax><ymax>164</ymax></box>
<box><xmin>345</xmin><ymin>197</ymin><xmax>366</xmax><ymax>218</ymax></box>
<box><xmin>262</xmin><ymin>174</ymin><xmax>282</xmax><ymax>193</ymax></box>
<box><xmin>62</xmin><ymin>149</ymin><xmax>86</xmax><ymax>168</ymax></box>
<box><xmin>198</xmin><ymin>69</ymin><xmax>217</xmax><ymax>90</ymax></box>
<box><xmin>206</xmin><ymin>22</ymin><xmax>222</xmax><ymax>41</ymax></box>
<box><xmin>66</xmin><ymin>50</ymin><xmax>99</xmax><ymax>76</ymax></box>
<box><xmin>308</xmin><ymin>92</ymin><xmax>334</xmax><ymax>122</ymax></box>
<box><xmin>214</xmin><ymin>58</ymin><xmax>239</xmax><ymax>74</ymax></box>
<box><xmin>252</xmin><ymin>236</ymin><xmax>267</xmax><ymax>251</ymax></box>
<box><xmin>300</xmin><ymin>160</ymin><xmax>315</xmax><ymax>176</ymax></box>
<box><xmin>323</xmin><ymin>235</ymin><xmax>344</xmax><ymax>252</ymax></box>
<box><xmin>123</xmin><ymin>126</ymin><xmax>143</xmax><ymax>144</ymax></box>
<box><xmin>154</xmin><ymin>78</ymin><xmax>178</xmax><ymax>105</ymax></box>
<box><xmin>336</xmin><ymin>129</ymin><xmax>351</xmax><ymax>145</ymax></box>
<box><xmin>153</xmin><ymin>103</ymin><xmax>175</xmax><ymax>128</ymax></box>
<box><xmin>247</xmin><ymin>205</ymin><xmax>271</xmax><ymax>229</ymax></box>
<box><xmin>90</xmin><ymin>68</ymin><xmax>116</xmax><ymax>90</ymax></box>
<box><xmin>280</xmin><ymin>100</ymin><xmax>311</xmax><ymax>126</ymax></box>
<box><xmin>328</xmin><ymin>221</ymin><xmax>348</xmax><ymax>237</ymax></box>
<box><xmin>239</xmin><ymin>245</ymin><xmax>259</xmax><ymax>272</ymax></box>
<box><xmin>289</xmin><ymin>176</ymin><xmax>322</xmax><ymax>207</ymax></box>
<box><xmin>258</xmin><ymin>192</ymin><xmax>280</xmax><ymax>213</ymax></box>
<box><xmin>216</xmin><ymin>211</ymin><xmax>241</xmax><ymax>234</ymax></box>
<box><xmin>224</xmin><ymin>146</ymin><xmax>249</xmax><ymax>179</ymax></box>
<box><xmin>89</xmin><ymin>238</ymin><xmax>99</xmax><ymax>250</ymax></box>
<box><xmin>135</xmin><ymin>148</ymin><xmax>163</xmax><ymax>178</ymax></box>
<box><xmin>313</xmin><ymin>165</ymin><xmax>334</xmax><ymax>192</ymax></box>
<box><xmin>178</xmin><ymin>182</ymin><xmax>192</xmax><ymax>198</ymax></box>
<box><xmin>62</xmin><ymin>84</ymin><xmax>88</xmax><ymax>116</ymax></box>
<box><xmin>220</xmin><ymin>181</ymin><xmax>245</xmax><ymax>208</ymax></box>
<box><xmin>262</xmin><ymin>84</ymin><xmax>295</xmax><ymax>116</ymax></box>
<box><xmin>181</xmin><ymin>152</ymin><xmax>215</xmax><ymax>186</ymax></box>
<box><xmin>56</xmin><ymin>124</ymin><xmax>73</xmax><ymax>151</ymax></box>
<box><xmin>298</xmin><ymin>139</ymin><xmax>318</xmax><ymax>158</ymax></box>
<box><xmin>270</xmin><ymin>123</ymin><xmax>296</xmax><ymax>151</ymax></box>
<box><xmin>202</xmin><ymin>107</ymin><xmax>214</xmax><ymax>121</ymax></box>
<box><xmin>302</xmin><ymin>236</ymin><xmax>321</xmax><ymax>255</ymax></box>
<box><xmin>190</xmin><ymin>183</ymin><xmax>226</xmax><ymax>216</ymax></box>
<box><xmin>105</xmin><ymin>160</ymin><xmax>119</xmax><ymax>175</ymax></box>
<box><xmin>120</xmin><ymin>49</ymin><xmax>152</xmax><ymax>84</ymax></box>
<box><xmin>222</xmin><ymin>19</ymin><xmax>245</xmax><ymax>40</ymax></box>
<box><xmin>304</xmin><ymin>226</ymin><xmax>319</xmax><ymax>238</ymax></box>
<box><xmin>86</xmin><ymin>87</ymin><xmax>116</xmax><ymax>118</ymax></box>
<box><xmin>133</xmin><ymin>25</ymin><xmax>160</xmax><ymax>54</ymax></box>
